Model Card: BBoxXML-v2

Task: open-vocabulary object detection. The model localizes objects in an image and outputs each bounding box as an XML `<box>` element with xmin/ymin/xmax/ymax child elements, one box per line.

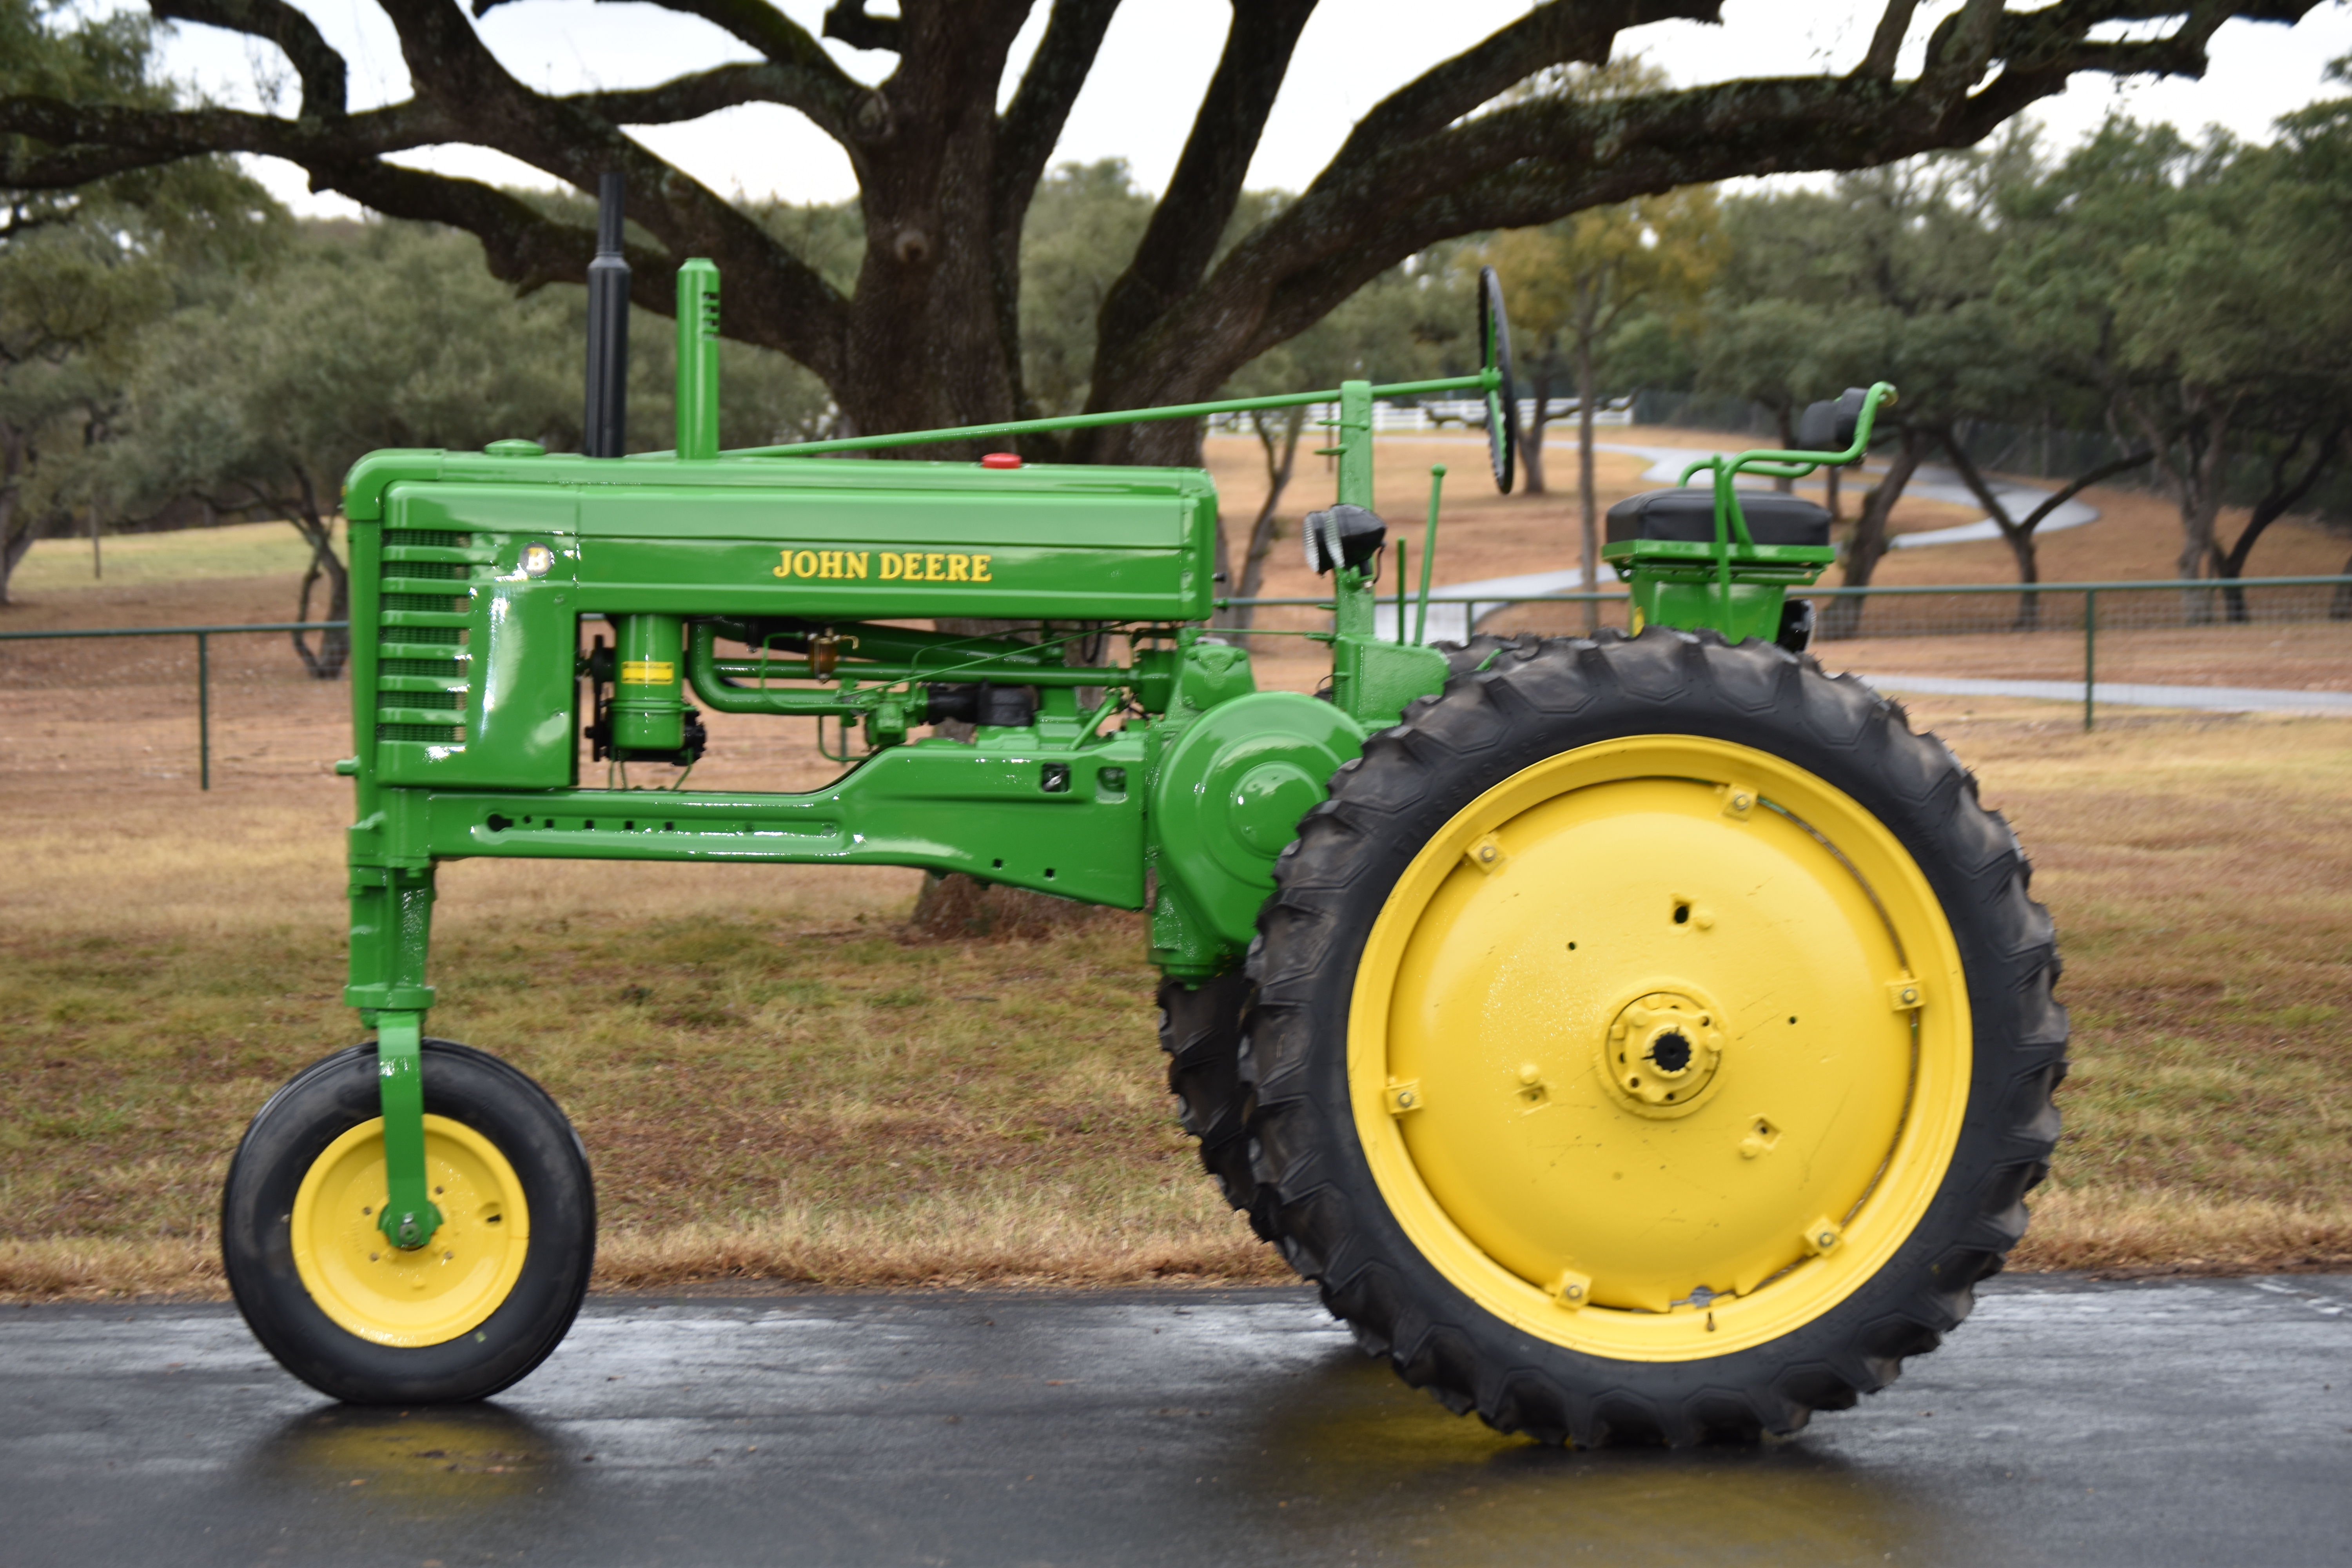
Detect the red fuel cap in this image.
<box><xmin>980</xmin><ymin>452</ymin><xmax>1023</xmax><ymax>469</ymax></box>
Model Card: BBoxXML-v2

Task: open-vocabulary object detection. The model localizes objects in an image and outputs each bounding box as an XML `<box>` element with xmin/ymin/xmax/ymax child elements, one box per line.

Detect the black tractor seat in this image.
<box><xmin>1606</xmin><ymin>488</ymin><xmax>1833</xmax><ymax>548</ymax></box>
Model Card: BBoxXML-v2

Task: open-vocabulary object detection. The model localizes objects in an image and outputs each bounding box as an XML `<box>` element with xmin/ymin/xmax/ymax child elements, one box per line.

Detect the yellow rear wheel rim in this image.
<box><xmin>291</xmin><ymin>1114</ymin><xmax>532</xmax><ymax>1348</ymax></box>
<box><xmin>1348</xmin><ymin>736</ymin><xmax>1969</xmax><ymax>1361</ymax></box>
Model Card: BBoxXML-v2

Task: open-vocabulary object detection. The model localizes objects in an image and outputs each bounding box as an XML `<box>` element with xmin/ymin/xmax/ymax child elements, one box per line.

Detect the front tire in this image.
<box><xmin>1243</xmin><ymin>629</ymin><xmax>2066</xmax><ymax>1445</ymax></box>
<box><xmin>222</xmin><ymin>1040</ymin><xmax>595</xmax><ymax>1405</ymax></box>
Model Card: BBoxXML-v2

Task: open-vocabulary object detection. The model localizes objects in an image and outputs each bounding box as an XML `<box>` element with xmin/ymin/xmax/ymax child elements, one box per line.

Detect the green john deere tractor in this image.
<box><xmin>220</xmin><ymin>179</ymin><xmax>2065</xmax><ymax>1446</ymax></box>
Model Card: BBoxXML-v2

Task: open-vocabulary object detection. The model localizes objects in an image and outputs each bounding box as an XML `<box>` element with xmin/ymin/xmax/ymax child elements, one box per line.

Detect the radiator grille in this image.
<box><xmin>376</xmin><ymin>529</ymin><xmax>478</xmax><ymax>746</ymax></box>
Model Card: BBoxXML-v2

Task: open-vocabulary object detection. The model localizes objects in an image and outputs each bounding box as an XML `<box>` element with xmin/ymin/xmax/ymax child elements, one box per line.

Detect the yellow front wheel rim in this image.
<box><xmin>290</xmin><ymin>1114</ymin><xmax>532</xmax><ymax>1348</ymax></box>
<box><xmin>1348</xmin><ymin>736</ymin><xmax>1970</xmax><ymax>1361</ymax></box>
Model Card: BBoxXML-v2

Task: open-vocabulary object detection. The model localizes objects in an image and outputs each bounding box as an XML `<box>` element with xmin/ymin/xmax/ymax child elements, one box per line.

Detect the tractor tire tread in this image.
<box><xmin>1156</xmin><ymin>974</ymin><xmax>1275</xmax><ymax>1238</ymax></box>
<box><xmin>1237</xmin><ymin>628</ymin><xmax>2067</xmax><ymax>1446</ymax></box>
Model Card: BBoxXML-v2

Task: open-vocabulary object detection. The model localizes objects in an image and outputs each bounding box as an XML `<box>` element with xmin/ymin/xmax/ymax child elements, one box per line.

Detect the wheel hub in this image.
<box><xmin>290</xmin><ymin>1114</ymin><xmax>531</xmax><ymax>1348</ymax></box>
<box><xmin>1601</xmin><ymin>989</ymin><xmax>1726</xmax><ymax>1116</ymax></box>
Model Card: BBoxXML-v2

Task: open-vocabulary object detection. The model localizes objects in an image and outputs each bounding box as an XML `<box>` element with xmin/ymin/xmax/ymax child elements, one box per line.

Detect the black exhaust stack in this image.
<box><xmin>583</xmin><ymin>172</ymin><xmax>629</xmax><ymax>458</ymax></box>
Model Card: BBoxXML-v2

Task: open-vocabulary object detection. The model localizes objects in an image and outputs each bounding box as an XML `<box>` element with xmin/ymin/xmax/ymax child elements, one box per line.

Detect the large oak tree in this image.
<box><xmin>2</xmin><ymin>0</ymin><xmax>2323</xmax><ymax>466</ymax></box>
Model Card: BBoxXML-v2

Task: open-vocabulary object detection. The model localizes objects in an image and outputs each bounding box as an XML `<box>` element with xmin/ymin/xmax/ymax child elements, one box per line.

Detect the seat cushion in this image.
<box><xmin>1605</xmin><ymin>488</ymin><xmax>1833</xmax><ymax>547</ymax></box>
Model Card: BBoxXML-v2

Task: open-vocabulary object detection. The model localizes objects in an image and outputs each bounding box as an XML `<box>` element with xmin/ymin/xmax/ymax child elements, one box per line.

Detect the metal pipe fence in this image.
<box><xmin>0</xmin><ymin>620</ymin><xmax>345</xmax><ymax>789</ymax></box>
<box><xmin>1214</xmin><ymin>576</ymin><xmax>2352</xmax><ymax>731</ymax></box>
<box><xmin>3</xmin><ymin>577</ymin><xmax>2347</xmax><ymax>789</ymax></box>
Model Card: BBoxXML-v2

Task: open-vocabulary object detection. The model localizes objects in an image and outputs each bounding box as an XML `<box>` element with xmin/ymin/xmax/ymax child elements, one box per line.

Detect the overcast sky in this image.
<box><xmin>125</xmin><ymin>0</ymin><xmax>2352</xmax><ymax>218</ymax></box>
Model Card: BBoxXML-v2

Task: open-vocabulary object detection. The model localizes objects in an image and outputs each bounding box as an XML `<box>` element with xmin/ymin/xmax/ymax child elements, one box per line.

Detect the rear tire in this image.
<box><xmin>222</xmin><ymin>1040</ymin><xmax>595</xmax><ymax>1405</ymax></box>
<box><xmin>1241</xmin><ymin>628</ymin><xmax>2066</xmax><ymax>1445</ymax></box>
<box><xmin>1158</xmin><ymin>974</ymin><xmax>1273</xmax><ymax>1236</ymax></box>
<box><xmin>1159</xmin><ymin>635</ymin><xmax>1535</xmax><ymax>1219</ymax></box>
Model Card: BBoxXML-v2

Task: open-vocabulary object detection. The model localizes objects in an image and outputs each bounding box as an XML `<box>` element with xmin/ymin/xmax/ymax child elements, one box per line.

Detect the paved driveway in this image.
<box><xmin>4</xmin><ymin>1274</ymin><xmax>2346</xmax><ymax>1566</ymax></box>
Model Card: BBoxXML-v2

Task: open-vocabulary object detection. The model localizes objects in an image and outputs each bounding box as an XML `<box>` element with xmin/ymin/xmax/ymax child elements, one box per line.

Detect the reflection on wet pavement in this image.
<box><xmin>4</xmin><ymin>1275</ymin><xmax>2347</xmax><ymax>1566</ymax></box>
<box><xmin>1239</xmin><ymin>1352</ymin><xmax>1959</xmax><ymax>1564</ymax></box>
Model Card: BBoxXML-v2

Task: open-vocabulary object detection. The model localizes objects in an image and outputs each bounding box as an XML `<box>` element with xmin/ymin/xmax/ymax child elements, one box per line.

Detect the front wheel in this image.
<box><xmin>221</xmin><ymin>1040</ymin><xmax>595</xmax><ymax>1404</ymax></box>
<box><xmin>1243</xmin><ymin>629</ymin><xmax>2066</xmax><ymax>1445</ymax></box>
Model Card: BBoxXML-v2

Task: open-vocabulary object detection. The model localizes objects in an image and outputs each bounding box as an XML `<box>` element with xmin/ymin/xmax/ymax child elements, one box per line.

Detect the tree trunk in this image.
<box><xmin>2132</xmin><ymin>386</ymin><xmax>2233</xmax><ymax>625</ymax></box>
<box><xmin>1576</xmin><ymin>339</ymin><xmax>1600</xmax><ymax>635</ymax></box>
<box><xmin>286</xmin><ymin>469</ymin><xmax>351</xmax><ymax>680</ymax></box>
<box><xmin>1944</xmin><ymin>428</ymin><xmax>2156</xmax><ymax>630</ymax></box>
<box><xmin>2002</xmin><ymin>522</ymin><xmax>2042</xmax><ymax>630</ymax></box>
<box><xmin>1819</xmin><ymin>427</ymin><xmax>1924</xmax><ymax>641</ymax></box>
<box><xmin>2217</xmin><ymin>423</ymin><xmax>2343</xmax><ymax>623</ymax></box>
<box><xmin>1772</xmin><ymin>403</ymin><xmax>1796</xmax><ymax>492</ymax></box>
<box><xmin>1223</xmin><ymin>405</ymin><xmax>1305</xmax><ymax>630</ymax></box>
<box><xmin>1520</xmin><ymin>367</ymin><xmax>1551</xmax><ymax>496</ymax></box>
<box><xmin>0</xmin><ymin>421</ymin><xmax>29</xmax><ymax>607</ymax></box>
<box><xmin>1936</xmin><ymin>426</ymin><xmax>2040</xmax><ymax>629</ymax></box>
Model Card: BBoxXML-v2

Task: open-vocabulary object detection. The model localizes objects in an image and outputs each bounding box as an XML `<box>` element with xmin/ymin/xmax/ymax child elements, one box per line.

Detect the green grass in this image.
<box><xmin>13</xmin><ymin>520</ymin><xmax>329</xmax><ymax>594</ymax></box>
<box><xmin>0</xmin><ymin>826</ymin><xmax>1278</xmax><ymax>1296</ymax></box>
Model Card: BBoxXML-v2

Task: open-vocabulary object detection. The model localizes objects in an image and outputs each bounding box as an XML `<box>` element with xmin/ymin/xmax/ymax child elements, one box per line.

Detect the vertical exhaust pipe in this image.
<box><xmin>675</xmin><ymin>258</ymin><xmax>720</xmax><ymax>461</ymax></box>
<box><xmin>583</xmin><ymin>172</ymin><xmax>629</xmax><ymax>458</ymax></box>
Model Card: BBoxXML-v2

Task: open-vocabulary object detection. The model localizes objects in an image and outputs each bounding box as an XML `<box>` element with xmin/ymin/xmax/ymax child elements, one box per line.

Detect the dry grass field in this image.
<box><xmin>3</xmin><ymin>704</ymin><xmax>2346</xmax><ymax>1300</ymax></box>
<box><xmin>2</xmin><ymin>437</ymin><xmax>2347</xmax><ymax>1300</ymax></box>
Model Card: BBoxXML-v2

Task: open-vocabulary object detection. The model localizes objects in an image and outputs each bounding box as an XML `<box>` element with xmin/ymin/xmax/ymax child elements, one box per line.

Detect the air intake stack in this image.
<box><xmin>582</xmin><ymin>172</ymin><xmax>629</xmax><ymax>458</ymax></box>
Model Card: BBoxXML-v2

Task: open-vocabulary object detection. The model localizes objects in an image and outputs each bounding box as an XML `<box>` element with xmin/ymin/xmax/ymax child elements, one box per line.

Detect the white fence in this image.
<box><xmin>1204</xmin><ymin>397</ymin><xmax>1635</xmax><ymax>436</ymax></box>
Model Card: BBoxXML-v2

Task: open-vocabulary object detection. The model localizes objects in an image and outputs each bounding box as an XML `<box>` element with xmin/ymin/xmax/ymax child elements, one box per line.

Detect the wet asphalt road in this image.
<box><xmin>3</xmin><ymin>1274</ymin><xmax>2347</xmax><ymax>1568</ymax></box>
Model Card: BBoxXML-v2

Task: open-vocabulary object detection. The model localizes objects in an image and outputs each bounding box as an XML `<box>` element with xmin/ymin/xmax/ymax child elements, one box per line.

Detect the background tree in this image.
<box><xmin>1707</xmin><ymin>152</ymin><xmax>2022</xmax><ymax>635</ymax></box>
<box><xmin>105</xmin><ymin>219</ymin><xmax>831</xmax><ymax>672</ymax></box>
<box><xmin>2002</xmin><ymin>108</ymin><xmax>2352</xmax><ymax>615</ymax></box>
<box><xmin>1476</xmin><ymin>58</ymin><xmax>1672</xmax><ymax>499</ymax></box>
<box><xmin>1697</xmin><ymin>296</ymin><xmax>1840</xmax><ymax>490</ymax></box>
<box><xmin>1553</xmin><ymin>187</ymin><xmax>1719</xmax><ymax>625</ymax></box>
<box><xmin>1210</xmin><ymin>254</ymin><xmax>1452</xmax><ymax>628</ymax></box>
<box><xmin>1</xmin><ymin>0</ymin><xmax>2320</xmax><ymax>474</ymax></box>
<box><xmin>0</xmin><ymin>0</ymin><xmax>280</xmax><ymax>603</ymax></box>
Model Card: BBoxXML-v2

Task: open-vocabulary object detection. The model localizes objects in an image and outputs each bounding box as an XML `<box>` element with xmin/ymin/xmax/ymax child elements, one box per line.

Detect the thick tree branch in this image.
<box><xmin>572</xmin><ymin>0</ymin><xmax>882</xmax><ymax>144</ymax></box>
<box><xmin>152</xmin><ymin>0</ymin><xmax>349</xmax><ymax>119</ymax></box>
<box><xmin>0</xmin><ymin>94</ymin><xmax>456</xmax><ymax>177</ymax></box>
<box><xmin>314</xmin><ymin>156</ymin><xmax>853</xmax><ymax>383</ymax></box>
<box><xmin>1090</xmin><ymin>0</ymin><xmax>1318</xmax><ymax>393</ymax></box>
<box><xmin>1323</xmin><ymin>1</ymin><xmax>1720</xmax><ymax>177</ymax></box>
<box><xmin>823</xmin><ymin>0</ymin><xmax>904</xmax><ymax>54</ymax></box>
<box><xmin>987</xmin><ymin>0</ymin><xmax>1123</xmax><ymax>419</ymax></box>
<box><xmin>1096</xmin><ymin>0</ymin><xmax>2325</xmax><ymax>412</ymax></box>
<box><xmin>1855</xmin><ymin>0</ymin><xmax>1919</xmax><ymax>79</ymax></box>
<box><xmin>994</xmin><ymin>0</ymin><xmax>1122</xmax><ymax>226</ymax></box>
<box><xmin>10</xmin><ymin>0</ymin><xmax>2328</xmax><ymax>462</ymax></box>
<box><xmin>356</xmin><ymin>0</ymin><xmax>860</xmax><ymax>378</ymax></box>
<box><xmin>305</xmin><ymin>161</ymin><xmax>644</xmax><ymax>293</ymax></box>
<box><xmin>473</xmin><ymin>0</ymin><xmax>844</xmax><ymax>78</ymax></box>
<box><xmin>1917</xmin><ymin>0</ymin><xmax>2006</xmax><ymax>94</ymax></box>
<box><xmin>572</xmin><ymin>62</ymin><xmax>862</xmax><ymax>132</ymax></box>
<box><xmin>634</xmin><ymin>0</ymin><xmax>849</xmax><ymax>69</ymax></box>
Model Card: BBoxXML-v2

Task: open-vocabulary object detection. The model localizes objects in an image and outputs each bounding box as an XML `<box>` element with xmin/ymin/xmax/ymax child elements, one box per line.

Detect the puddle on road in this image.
<box><xmin>246</xmin><ymin>1403</ymin><xmax>580</xmax><ymax>1513</ymax></box>
<box><xmin>1229</xmin><ymin>1352</ymin><xmax>1988</xmax><ymax>1566</ymax></box>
